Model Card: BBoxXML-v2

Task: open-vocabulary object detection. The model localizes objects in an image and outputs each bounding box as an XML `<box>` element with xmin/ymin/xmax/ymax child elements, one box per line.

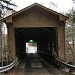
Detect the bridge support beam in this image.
<box><xmin>58</xmin><ymin>23</ymin><xmax>65</xmax><ymax>61</ymax></box>
<box><xmin>7</xmin><ymin>24</ymin><xmax>16</xmax><ymax>61</ymax></box>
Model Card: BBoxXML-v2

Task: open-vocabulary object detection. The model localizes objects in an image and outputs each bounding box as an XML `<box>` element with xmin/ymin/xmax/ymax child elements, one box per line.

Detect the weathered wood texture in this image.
<box><xmin>13</xmin><ymin>7</ymin><xmax>59</xmax><ymax>28</ymax></box>
<box><xmin>7</xmin><ymin>24</ymin><xmax>16</xmax><ymax>60</ymax></box>
<box><xmin>58</xmin><ymin>22</ymin><xmax>65</xmax><ymax>60</ymax></box>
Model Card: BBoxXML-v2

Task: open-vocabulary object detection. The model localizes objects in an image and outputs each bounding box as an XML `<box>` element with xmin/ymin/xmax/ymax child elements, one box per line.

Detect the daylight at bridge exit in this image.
<box><xmin>0</xmin><ymin>0</ymin><xmax>75</xmax><ymax>75</ymax></box>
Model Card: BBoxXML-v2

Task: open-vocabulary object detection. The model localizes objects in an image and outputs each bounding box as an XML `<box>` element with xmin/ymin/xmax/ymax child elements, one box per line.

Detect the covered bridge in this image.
<box><xmin>4</xmin><ymin>3</ymin><xmax>67</xmax><ymax>63</ymax></box>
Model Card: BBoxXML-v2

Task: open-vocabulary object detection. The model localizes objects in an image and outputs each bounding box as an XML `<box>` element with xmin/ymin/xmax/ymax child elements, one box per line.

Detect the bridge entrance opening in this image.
<box><xmin>15</xmin><ymin>27</ymin><xmax>58</xmax><ymax>61</ymax></box>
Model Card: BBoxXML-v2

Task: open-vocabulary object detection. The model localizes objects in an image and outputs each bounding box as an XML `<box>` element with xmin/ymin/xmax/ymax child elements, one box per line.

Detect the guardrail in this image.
<box><xmin>0</xmin><ymin>59</ymin><xmax>16</xmax><ymax>72</ymax></box>
<box><xmin>58</xmin><ymin>60</ymin><xmax>75</xmax><ymax>72</ymax></box>
<box><xmin>38</xmin><ymin>50</ymin><xmax>75</xmax><ymax>72</ymax></box>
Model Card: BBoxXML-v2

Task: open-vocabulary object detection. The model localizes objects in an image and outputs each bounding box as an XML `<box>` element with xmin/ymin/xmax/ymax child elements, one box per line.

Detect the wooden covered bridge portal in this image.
<box><xmin>3</xmin><ymin>3</ymin><xmax>67</xmax><ymax>69</ymax></box>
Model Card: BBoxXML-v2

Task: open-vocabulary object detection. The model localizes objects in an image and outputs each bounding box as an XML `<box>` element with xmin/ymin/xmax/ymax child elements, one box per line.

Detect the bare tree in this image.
<box><xmin>0</xmin><ymin>0</ymin><xmax>17</xmax><ymax>66</ymax></box>
<box><xmin>48</xmin><ymin>1</ymin><xmax>57</xmax><ymax>10</ymax></box>
<box><xmin>66</xmin><ymin>8</ymin><xmax>75</xmax><ymax>65</ymax></box>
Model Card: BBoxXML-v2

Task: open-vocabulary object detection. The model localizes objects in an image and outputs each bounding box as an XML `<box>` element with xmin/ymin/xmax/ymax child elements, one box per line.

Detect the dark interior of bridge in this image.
<box><xmin>14</xmin><ymin>27</ymin><xmax>58</xmax><ymax>63</ymax></box>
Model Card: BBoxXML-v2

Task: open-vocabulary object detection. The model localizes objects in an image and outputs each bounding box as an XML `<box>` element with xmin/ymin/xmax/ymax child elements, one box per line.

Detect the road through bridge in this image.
<box><xmin>0</xmin><ymin>53</ymin><xmax>69</xmax><ymax>75</ymax></box>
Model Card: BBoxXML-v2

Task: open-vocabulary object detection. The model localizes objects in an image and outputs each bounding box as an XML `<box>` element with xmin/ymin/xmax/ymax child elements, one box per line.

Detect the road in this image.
<box><xmin>0</xmin><ymin>53</ymin><xmax>70</xmax><ymax>75</ymax></box>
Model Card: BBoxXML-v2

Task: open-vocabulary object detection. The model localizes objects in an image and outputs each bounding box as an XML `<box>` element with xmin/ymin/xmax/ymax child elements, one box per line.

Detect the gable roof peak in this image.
<box><xmin>3</xmin><ymin>3</ymin><xmax>68</xmax><ymax>21</ymax></box>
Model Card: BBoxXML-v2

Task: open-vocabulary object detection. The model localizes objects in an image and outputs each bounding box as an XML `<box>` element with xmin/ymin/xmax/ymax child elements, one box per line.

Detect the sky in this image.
<box><xmin>11</xmin><ymin>0</ymin><xmax>75</xmax><ymax>13</ymax></box>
